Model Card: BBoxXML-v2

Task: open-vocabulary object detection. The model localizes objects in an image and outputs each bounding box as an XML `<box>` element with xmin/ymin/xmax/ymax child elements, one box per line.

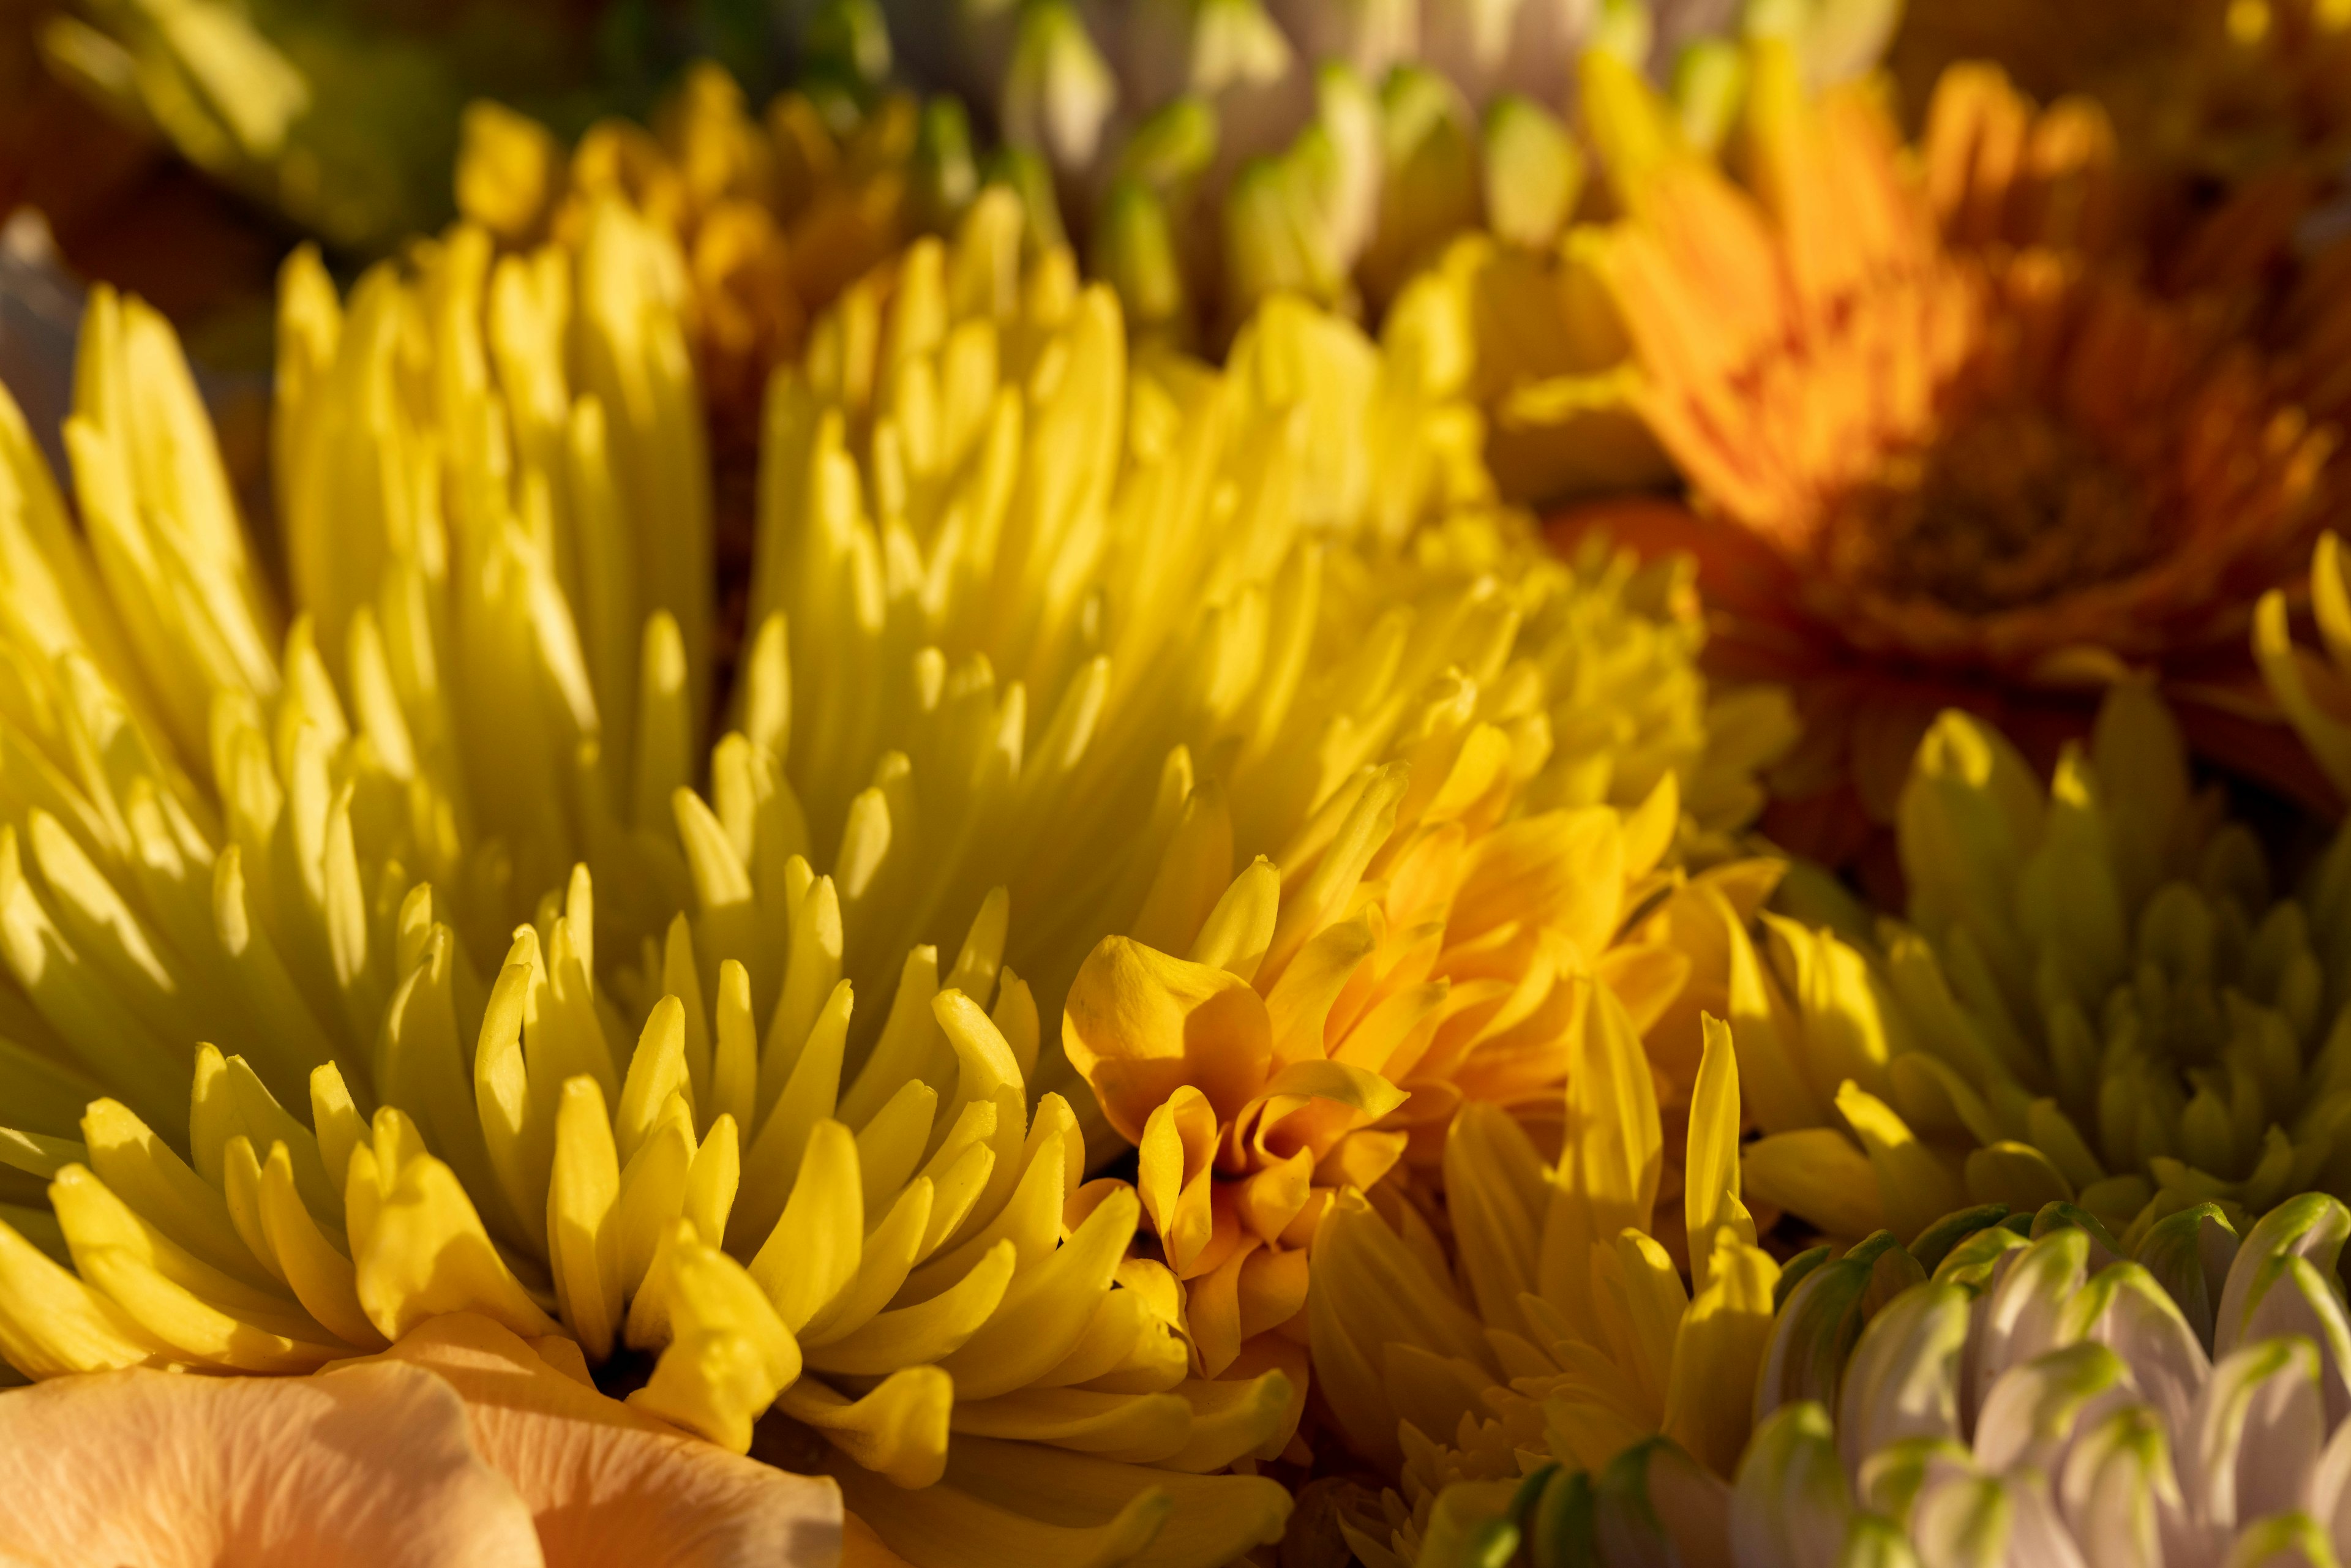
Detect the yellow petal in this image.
<box><xmin>1064</xmin><ymin>937</ymin><xmax>1273</xmax><ymax>1141</ymax></box>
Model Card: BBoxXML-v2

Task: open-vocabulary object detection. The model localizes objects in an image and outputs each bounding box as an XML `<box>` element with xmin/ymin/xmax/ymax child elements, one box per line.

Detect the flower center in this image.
<box><xmin>1826</xmin><ymin>405</ymin><xmax>2159</xmax><ymax>615</ymax></box>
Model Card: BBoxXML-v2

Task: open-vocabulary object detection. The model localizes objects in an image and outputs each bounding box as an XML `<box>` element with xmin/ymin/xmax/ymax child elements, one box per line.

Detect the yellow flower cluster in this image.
<box><xmin>20</xmin><ymin>9</ymin><xmax>2351</xmax><ymax>1566</ymax></box>
<box><xmin>0</xmin><ymin>163</ymin><xmax>1776</xmax><ymax>1562</ymax></box>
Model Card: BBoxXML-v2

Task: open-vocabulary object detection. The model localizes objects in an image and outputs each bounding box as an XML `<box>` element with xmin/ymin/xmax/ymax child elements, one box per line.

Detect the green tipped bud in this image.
<box><xmin>2223</xmin><ymin>1511</ymin><xmax>2339</xmax><ymax>1568</ymax></box>
<box><xmin>981</xmin><ymin>144</ymin><xmax>1069</xmax><ymax>256</ymax></box>
<box><xmin>2061</xmin><ymin>1407</ymin><xmax>2179</xmax><ymax>1568</ymax></box>
<box><xmin>1417</xmin><ymin>1480</ymin><xmax>1528</xmax><ymax>1568</ymax></box>
<box><xmin>1308</xmin><ymin>63</ymin><xmax>1381</xmax><ymax>268</ymax></box>
<box><xmin>913</xmin><ymin>96</ymin><xmax>980</xmax><ymax>232</ymax></box>
<box><xmin>1592</xmin><ymin>1441</ymin><xmax>1731</xmax><ymax>1568</ymax></box>
<box><xmin>1119</xmin><ymin>96</ymin><xmax>1220</xmax><ymax>192</ymax></box>
<box><xmin>1908</xmin><ymin>1206</ymin><xmax>2013</xmax><ymax>1277</ymax></box>
<box><xmin>2030</xmin><ymin>1201</ymin><xmax>2126</xmax><ymax>1270</ymax></box>
<box><xmin>1775</xmin><ymin>1245</ymin><xmax>1834</xmax><ymax>1313</ymax></box>
<box><xmin>2132</xmin><ymin>1202</ymin><xmax>2239</xmax><ymax>1352</ymax></box>
<box><xmin>1758</xmin><ymin>1232</ymin><xmax>1922</xmax><ymax>1423</ymax></box>
<box><xmin>804</xmin><ymin>0</ymin><xmax>893</xmax><ymax>92</ymax></box>
<box><xmin>1526</xmin><ymin>1467</ymin><xmax>1600</xmax><ymax>1568</ymax></box>
<box><xmin>1591</xmin><ymin>0</ymin><xmax>1656</xmax><ymax>67</ymax></box>
<box><xmin>1224</xmin><ymin>156</ymin><xmax>1313</xmax><ymax>312</ymax></box>
<box><xmin>1481</xmin><ymin>95</ymin><xmax>1584</xmax><ymax>250</ymax></box>
<box><xmin>1094</xmin><ymin>179</ymin><xmax>1188</xmax><ymax>334</ymax></box>
<box><xmin>1970</xmin><ymin>1340</ymin><xmax>2134</xmax><ymax>1477</ymax></box>
<box><xmin>1932</xmin><ymin>1220</ymin><xmax>2026</xmax><ymax>1291</ymax></box>
<box><xmin>1854</xmin><ymin>1435</ymin><xmax>1971</xmax><ymax>1527</ymax></box>
<box><xmin>1670</xmin><ymin>37</ymin><xmax>1747</xmax><ymax>156</ymax></box>
<box><xmin>1745</xmin><ymin>0</ymin><xmax>1903</xmax><ymax>88</ymax></box>
<box><xmin>1839</xmin><ymin>1284</ymin><xmax>1970</xmax><ymax>1472</ymax></box>
<box><xmin>1001</xmin><ymin>0</ymin><xmax>1117</xmax><ymax>173</ymax></box>
<box><xmin>1733</xmin><ymin>1403</ymin><xmax>1859</xmax><ymax>1567</ymax></box>
<box><xmin>1839</xmin><ymin>1515</ymin><xmax>1923</xmax><ymax>1568</ymax></box>
<box><xmin>2216</xmin><ymin>1193</ymin><xmax>2351</xmax><ymax>1359</ymax></box>
<box><xmin>1362</xmin><ymin>66</ymin><xmax>1479</xmax><ymax>299</ymax></box>
<box><xmin>1185</xmin><ymin>0</ymin><xmax>1293</xmax><ymax>97</ymax></box>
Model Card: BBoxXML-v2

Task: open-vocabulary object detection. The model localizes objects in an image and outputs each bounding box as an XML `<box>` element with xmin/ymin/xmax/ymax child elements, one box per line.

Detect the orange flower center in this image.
<box><xmin>1826</xmin><ymin>402</ymin><xmax>2161</xmax><ymax>614</ymax></box>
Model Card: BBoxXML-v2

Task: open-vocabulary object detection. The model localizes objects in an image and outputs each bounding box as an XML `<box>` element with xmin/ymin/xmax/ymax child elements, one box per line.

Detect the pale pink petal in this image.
<box><xmin>0</xmin><ymin>1360</ymin><xmax>542</xmax><ymax>1568</ymax></box>
<box><xmin>351</xmin><ymin>1314</ymin><xmax>843</xmax><ymax>1568</ymax></box>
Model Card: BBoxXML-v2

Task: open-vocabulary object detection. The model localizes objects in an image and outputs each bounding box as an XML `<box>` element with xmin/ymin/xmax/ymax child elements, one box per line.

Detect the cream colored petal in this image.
<box><xmin>0</xmin><ymin>1360</ymin><xmax>542</xmax><ymax>1567</ymax></box>
<box><xmin>353</xmin><ymin>1313</ymin><xmax>843</xmax><ymax>1568</ymax></box>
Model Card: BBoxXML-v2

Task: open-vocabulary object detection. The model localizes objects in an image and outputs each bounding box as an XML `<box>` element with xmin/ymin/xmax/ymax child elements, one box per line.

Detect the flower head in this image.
<box><xmin>0</xmin><ymin>197</ymin><xmax>1309</xmax><ymax>1566</ymax></box>
<box><xmin>1555</xmin><ymin>42</ymin><xmax>2351</xmax><ymax>864</ymax></box>
<box><xmin>1737</xmin><ymin>1193</ymin><xmax>2351</xmax><ymax>1568</ymax></box>
<box><xmin>1305</xmin><ymin>1012</ymin><xmax>1780</xmax><ymax>1566</ymax></box>
<box><xmin>1731</xmin><ymin>681</ymin><xmax>2351</xmax><ymax>1252</ymax></box>
<box><xmin>0</xmin><ymin>199</ymin><xmax>704</xmax><ymax>1161</ymax></box>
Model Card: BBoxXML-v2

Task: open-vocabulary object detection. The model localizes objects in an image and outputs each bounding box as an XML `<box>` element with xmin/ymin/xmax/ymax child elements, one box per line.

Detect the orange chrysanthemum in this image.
<box><xmin>1558</xmin><ymin>46</ymin><xmax>2349</xmax><ymax>886</ymax></box>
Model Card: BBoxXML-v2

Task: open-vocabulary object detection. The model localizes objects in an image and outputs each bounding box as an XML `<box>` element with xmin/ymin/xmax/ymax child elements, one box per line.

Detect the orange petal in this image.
<box><xmin>0</xmin><ymin>1359</ymin><xmax>542</xmax><ymax>1566</ymax></box>
<box><xmin>349</xmin><ymin>1313</ymin><xmax>843</xmax><ymax>1568</ymax></box>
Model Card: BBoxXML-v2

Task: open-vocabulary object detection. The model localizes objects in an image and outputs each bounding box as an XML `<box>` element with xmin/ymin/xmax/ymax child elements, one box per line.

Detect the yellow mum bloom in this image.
<box><xmin>0</xmin><ymin>197</ymin><xmax>699</xmax><ymax>1162</ymax></box>
<box><xmin>1734</xmin><ymin>681</ymin><xmax>2351</xmax><ymax>1250</ymax></box>
<box><xmin>0</xmin><ymin>178</ymin><xmax>1772</xmax><ymax>1567</ymax></box>
<box><xmin>1305</xmin><ymin>1013</ymin><xmax>1778</xmax><ymax>1566</ymax></box>
<box><xmin>0</xmin><ymin>198</ymin><xmax>1302</xmax><ymax>1566</ymax></box>
<box><xmin>706</xmin><ymin>189</ymin><xmax>1788</xmax><ymax>1408</ymax></box>
<box><xmin>455</xmin><ymin>66</ymin><xmax>972</xmax><ymax>468</ymax></box>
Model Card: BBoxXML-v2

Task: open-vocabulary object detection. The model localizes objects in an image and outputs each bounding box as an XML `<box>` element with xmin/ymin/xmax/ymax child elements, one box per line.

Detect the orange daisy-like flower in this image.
<box><xmin>1559</xmin><ymin>44</ymin><xmax>2347</xmax><ymax>885</ymax></box>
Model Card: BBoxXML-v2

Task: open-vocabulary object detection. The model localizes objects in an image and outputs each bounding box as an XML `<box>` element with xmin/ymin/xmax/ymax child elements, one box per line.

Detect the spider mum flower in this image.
<box><xmin>713</xmin><ymin>184</ymin><xmax>1782</xmax><ymax>1102</ymax></box>
<box><xmin>0</xmin><ymin>192</ymin><xmax>707</xmax><ymax>1178</ymax></box>
<box><xmin>1728</xmin><ymin>681</ymin><xmax>2351</xmax><ymax>1251</ymax></box>
<box><xmin>0</xmin><ymin>193</ymin><xmax>1303</xmax><ymax>1566</ymax></box>
<box><xmin>1303</xmin><ymin>1014</ymin><xmax>1779</xmax><ymax>1566</ymax></box>
<box><xmin>692</xmin><ymin>178</ymin><xmax>1784</xmax><ymax>1463</ymax></box>
<box><xmin>1558</xmin><ymin>43</ymin><xmax>2348</xmax><ymax>870</ymax></box>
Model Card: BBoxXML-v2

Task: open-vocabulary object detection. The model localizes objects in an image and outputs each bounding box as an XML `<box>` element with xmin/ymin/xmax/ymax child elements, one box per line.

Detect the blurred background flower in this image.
<box><xmin>1550</xmin><ymin>40</ymin><xmax>2351</xmax><ymax>899</ymax></box>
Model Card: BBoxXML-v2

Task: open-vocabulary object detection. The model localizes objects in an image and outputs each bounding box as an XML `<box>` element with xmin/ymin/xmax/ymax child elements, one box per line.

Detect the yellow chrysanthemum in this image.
<box><xmin>0</xmin><ymin>174</ymin><xmax>1780</xmax><ymax>1566</ymax></box>
<box><xmin>0</xmin><ymin>195</ymin><xmax>1300</xmax><ymax>1564</ymax></box>
<box><xmin>1730</xmin><ymin>681</ymin><xmax>2351</xmax><ymax>1252</ymax></box>
<box><xmin>1304</xmin><ymin>1012</ymin><xmax>1777</xmax><ymax>1567</ymax></box>
<box><xmin>455</xmin><ymin>66</ymin><xmax>967</xmax><ymax>468</ymax></box>
<box><xmin>0</xmin><ymin>197</ymin><xmax>699</xmax><ymax>1152</ymax></box>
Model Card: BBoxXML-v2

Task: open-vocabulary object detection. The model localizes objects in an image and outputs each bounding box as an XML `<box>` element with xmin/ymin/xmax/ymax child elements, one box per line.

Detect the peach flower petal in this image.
<box><xmin>0</xmin><ymin>1359</ymin><xmax>542</xmax><ymax>1567</ymax></box>
<box><xmin>347</xmin><ymin>1314</ymin><xmax>843</xmax><ymax>1568</ymax></box>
